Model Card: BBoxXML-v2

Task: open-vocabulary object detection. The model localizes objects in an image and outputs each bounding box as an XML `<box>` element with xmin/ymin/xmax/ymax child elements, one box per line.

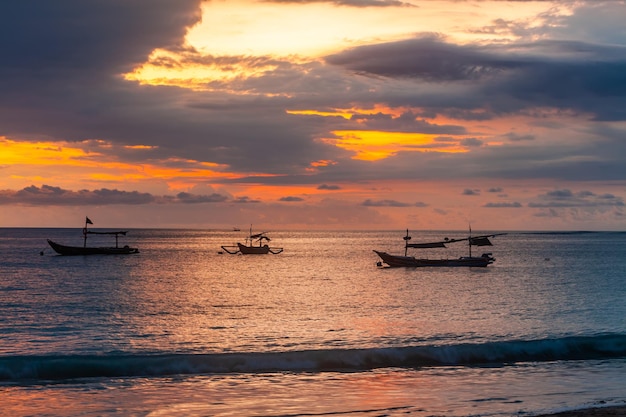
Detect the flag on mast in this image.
<box><xmin>86</xmin><ymin>217</ymin><xmax>93</xmax><ymax>225</ymax></box>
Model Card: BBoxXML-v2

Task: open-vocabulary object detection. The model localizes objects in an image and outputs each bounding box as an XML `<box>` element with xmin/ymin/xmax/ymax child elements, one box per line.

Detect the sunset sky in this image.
<box><xmin>1</xmin><ymin>0</ymin><xmax>625</xmax><ymax>230</ymax></box>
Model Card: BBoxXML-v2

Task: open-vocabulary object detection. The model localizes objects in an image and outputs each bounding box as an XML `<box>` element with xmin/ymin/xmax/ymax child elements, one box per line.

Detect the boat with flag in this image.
<box><xmin>221</xmin><ymin>226</ymin><xmax>283</xmax><ymax>255</ymax></box>
<box><xmin>46</xmin><ymin>217</ymin><xmax>139</xmax><ymax>255</ymax></box>
<box><xmin>374</xmin><ymin>228</ymin><xmax>505</xmax><ymax>267</ymax></box>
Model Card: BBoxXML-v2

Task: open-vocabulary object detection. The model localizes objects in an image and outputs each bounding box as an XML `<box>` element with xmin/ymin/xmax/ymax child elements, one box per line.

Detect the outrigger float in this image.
<box><xmin>374</xmin><ymin>228</ymin><xmax>505</xmax><ymax>268</ymax></box>
<box><xmin>46</xmin><ymin>217</ymin><xmax>139</xmax><ymax>255</ymax></box>
<box><xmin>221</xmin><ymin>226</ymin><xmax>283</xmax><ymax>255</ymax></box>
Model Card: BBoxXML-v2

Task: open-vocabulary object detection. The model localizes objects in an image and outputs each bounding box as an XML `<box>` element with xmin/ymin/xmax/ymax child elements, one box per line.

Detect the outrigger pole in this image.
<box><xmin>82</xmin><ymin>216</ymin><xmax>128</xmax><ymax>248</ymax></box>
<box><xmin>402</xmin><ymin>227</ymin><xmax>505</xmax><ymax>257</ymax></box>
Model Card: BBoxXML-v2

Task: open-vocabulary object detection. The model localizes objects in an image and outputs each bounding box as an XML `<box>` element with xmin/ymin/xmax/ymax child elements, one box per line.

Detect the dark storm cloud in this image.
<box><xmin>325</xmin><ymin>33</ymin><xmax>626</xmax><ymax>121</ymax></box>
<box><xmin>0</xmin><ymin>185</ymin><xmax>232</xmax><ymax>206</ymax></box>
<box><xmin>0</xmin><ymin>0</ymin><xmax>200</xmax><ymax>143</ymax></box>
<box><xmin>0</xmin><ymin>0</ymin><xmax>200</xmax><ymax>76</ymax></box>
<box><xmin>325</xmin><ymin>35</ymin><xmax>517</xmax><ymax>82</ymax></box>
<box><xmin>0</xmin><ymin>0</ymin><xmax>341</xmax><ymax>175</ymax></box>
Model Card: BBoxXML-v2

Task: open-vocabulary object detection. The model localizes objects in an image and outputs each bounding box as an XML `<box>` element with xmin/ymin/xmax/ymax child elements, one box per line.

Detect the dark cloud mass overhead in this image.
<box><xmin>326</xmin><ymin>36</ymin><xmax>626</xmax><ymax>121</ymax></box>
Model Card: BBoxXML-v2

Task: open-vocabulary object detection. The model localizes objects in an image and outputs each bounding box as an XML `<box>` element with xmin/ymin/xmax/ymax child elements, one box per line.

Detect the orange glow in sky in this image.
<box><xmin>1</xmin><ymin>137</ymin><xmax>98</xmax><ymax>166</ymax></box>
<box><xmin>326</xmin><ymin>131</ymin><xmax>467</xmax><ymax>161</ymax></box>
<box><xmin>1</xmin><ymin>138</ymin><xmax>236</xmax><ymax>191</ymax></box>
<box><xmin>287</xmin><ymin>105</ymin><xmax>407</xmax><ymax>121</ymax></box>
<box><xmin>185</xmin><ymin>1</ymin><xmax>554</xmax><ymax>58</ymax></box>
<box><xmin>124</xmin><ymin>1</ymin><xmax>557</xmax><ymax>90</ymax></box>
<box><xmin>124</xmin><ymin>48</ymin><xmax>286</xmax><ymax>92</ymax></box>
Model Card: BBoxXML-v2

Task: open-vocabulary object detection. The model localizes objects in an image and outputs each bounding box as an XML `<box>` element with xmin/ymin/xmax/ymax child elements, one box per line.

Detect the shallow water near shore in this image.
<box><xmin>1</xmin><ymin>228</ymin><xmax>625</xmax><ymax>416</ymax></box>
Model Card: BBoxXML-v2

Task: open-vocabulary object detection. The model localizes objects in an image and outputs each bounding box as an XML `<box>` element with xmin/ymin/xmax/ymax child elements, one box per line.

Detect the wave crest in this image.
<box><xmin>1</xmin><ymin>334</ymin><xmax>624</xmax><ymax>382</ymax></box>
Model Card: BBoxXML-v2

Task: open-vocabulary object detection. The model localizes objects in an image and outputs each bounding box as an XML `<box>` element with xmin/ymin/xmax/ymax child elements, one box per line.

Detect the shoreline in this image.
<box><xmin>539</xmin><ymin>405</ymin><xmax>626</xmax><ymax>417</ymax></box>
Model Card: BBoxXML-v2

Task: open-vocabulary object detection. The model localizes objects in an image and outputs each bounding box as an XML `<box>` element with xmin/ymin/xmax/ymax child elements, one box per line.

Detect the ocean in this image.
<box><xmin>1</xmin><ymin>228</ymin><xmax>625</xmax><ymax>417</ymax></box>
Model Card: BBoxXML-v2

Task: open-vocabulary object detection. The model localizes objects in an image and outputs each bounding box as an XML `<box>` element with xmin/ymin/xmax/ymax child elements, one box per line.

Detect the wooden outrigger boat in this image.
<box><xmin>46</xmin><ymin>217</ymin><xmax>139</xmax><ymax>255</ymax></box>
<box><xmin>221</xmin><ymin>226</ymin><xmax>283</xmax><ymax>255</ymax></box>
<box><xmin>374</xmin><ymin>228</ymin><xmax>504</xmax><ymax>268</ymax></box>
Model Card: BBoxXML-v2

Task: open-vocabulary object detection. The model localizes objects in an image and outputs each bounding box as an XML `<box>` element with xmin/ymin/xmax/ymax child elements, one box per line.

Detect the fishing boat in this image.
<box><xmin>374</xmin><ymin>228</ymin><xmax>504</xmax><ymax>268</ymax></box>
<box><xmin>46</xmin><ymin>217</ymin><xmax>139</xmax><ymax>255</ymax></box>
<box><xmin>221</xmin><ymin>226</ymin><xmax>283</xmax><ymax>255</ymax></box>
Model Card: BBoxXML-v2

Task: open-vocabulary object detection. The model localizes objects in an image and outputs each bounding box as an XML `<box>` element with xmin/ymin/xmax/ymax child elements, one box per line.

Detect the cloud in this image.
<box><xmin>528</xmin><ymin>189</ymin><xmax>624</xmax><ymax>208</ymax></box>
<box><xmin>348</xmin><ymin>111</ymin><xmax>468</xmax><ymax>135</ymax></box>
<box><xmin>326</xmin><ymin>34</ymin><xmax>520</xmax><ymax>82</ymax></box>
<box><xmin>362</xmin><ymin>199</ymin><xmax>427</xmax><ymax>207</ymax></box>
<box><xmin>462</xmin><ymin>189</ymin><xmax>480</xmax><ymax>196</ymax></box>
<box><xmin>0</xmin><ymin>185</ymin><xmax>233</xmax><ymax>206</ymax></box>
<box><xmin>0</xmin><ymin>1</ymin><xmax>201</xmax><ymax>83</ymax></box>
<box><xmin>460</xmin><ymin>137</ymin><xmax>483</xmax><ymax>147</ymax></box>
<box><xmin>175</xmin><ymin>192</ymin><xmax>229</xmax><ymax>203</ymax></box>
<box><xmin>279</xmin><ymin>196</ymin><xmax>304</xmax><ymax>202</ymax></box>
<box><xmin>0</xmin><ymin>1</ymin><xmax>336</xmax><ymax>175</ymax></box>
<box><xmin>317</xmin><ymin>184</ymin><xmax>342</xmax><ymax>190</ymax></box>
<box><xmin>0</xmin><ymin>0</ymin><xmax>625</xmax><ymax>233</ymax></box>
<box><xmin>232</xmin><ymin>196</ymin><xmax>261</xmax><ymax>204</ymax></box>
<box><xmin>2</xmin><ymin>0</ymin><xmax>625</xmax><ymax>188</ymax></box>
<box><xmin>0</xmin><ymin>185</ymin><xmax>154</xmax><ymax>206</ymax></box>
<box><xmin>484</xmin><ymin>202</ymin><xmax>522</xmax><ymax>208</ymax></box>
<box><xmin>527</xmin><ymin>187</ymin><xmax>625</xmax><ymax>224</ymax></box>
<box><xmin>504</xmin><ymin>133</ymin><xmax>535</xmax><ymax>142</ymax></box>
<box><xmin>262</xmin><ymin>0</ymin><xmax>413</xmax><ymax>7</ymax></box>
<box><xmin>325</xmin><ymin>20</ymin><xmax>626</xmax><ymax>121</ymax></box>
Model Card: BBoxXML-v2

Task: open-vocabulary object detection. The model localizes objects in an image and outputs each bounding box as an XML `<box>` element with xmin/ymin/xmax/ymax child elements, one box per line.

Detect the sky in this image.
<box><xmin>1</xmin><ymin>0</ymin><xmax>625</xmax><ymax>230</ymax></box>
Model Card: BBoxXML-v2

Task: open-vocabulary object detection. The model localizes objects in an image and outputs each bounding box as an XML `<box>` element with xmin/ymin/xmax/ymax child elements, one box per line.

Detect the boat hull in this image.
<box><xmin>237</xmin><ymin>243</ymin><xmax>271</xmax><ymax>254</ymax></box>
<box><xmin>373</xmin><ymin>250</ymin><xmax>494</xmax><ymax>268</ymax></box>
<box><xmin>220</xmin><ymin>243</ymin><xmax>283</xmax><ymax>254</ymax></box>
<box><xmin>47</xmin><ymin>239</ymin><xmax>139</xmax><ymax>256</ymax></box>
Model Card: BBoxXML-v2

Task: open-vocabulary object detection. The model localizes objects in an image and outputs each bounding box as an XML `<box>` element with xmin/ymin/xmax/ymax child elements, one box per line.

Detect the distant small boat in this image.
<box><xmin>47</xmin><ymin>217</ymin><xmax>139</xmax><ymax>256</ymax></box>
<box><xmin>374</xmin><ymin>228</ymin><xmax>504</xmax><ymax>268</ymax></box>
<box><xmin>221</xmin><ymin>226</ymin><xmax>283</xmax><ymax>255</ymax></box>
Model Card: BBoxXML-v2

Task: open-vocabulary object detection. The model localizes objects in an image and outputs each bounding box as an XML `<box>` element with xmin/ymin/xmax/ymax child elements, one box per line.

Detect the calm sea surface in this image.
<box><xmin>1</xmin><ymin>228</ymin><xmax>625</xmax><ymax>416</ymax></box>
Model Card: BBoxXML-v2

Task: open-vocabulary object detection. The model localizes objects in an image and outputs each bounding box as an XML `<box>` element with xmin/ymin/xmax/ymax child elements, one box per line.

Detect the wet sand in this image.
<box><xmin>541</xmin><ymin>406</ymin><xmax>626</xmax><ymax>417</ymax></box>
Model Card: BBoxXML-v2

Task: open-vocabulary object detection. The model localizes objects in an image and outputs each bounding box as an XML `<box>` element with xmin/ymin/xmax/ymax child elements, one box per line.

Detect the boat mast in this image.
<box><xmin>83</xmin><ymin>217</ymin><xmax>89</xmax><ymax>248</ymax></box>
<box><xmin>403</xmin><ymin>229</ymin><xmax>411</xmax><ymax>256</ymax></box>
<box><xmin>468</xmin><ymin>225</ymin><xmax>472</xmax><ymax>257</ymax></box>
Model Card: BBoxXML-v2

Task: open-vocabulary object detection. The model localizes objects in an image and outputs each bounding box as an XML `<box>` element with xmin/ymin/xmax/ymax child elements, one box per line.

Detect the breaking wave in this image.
<box><xmin>2</xmin><ymin>334</ymin><xmax>625</xmax><ymax>383</ymax></box>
